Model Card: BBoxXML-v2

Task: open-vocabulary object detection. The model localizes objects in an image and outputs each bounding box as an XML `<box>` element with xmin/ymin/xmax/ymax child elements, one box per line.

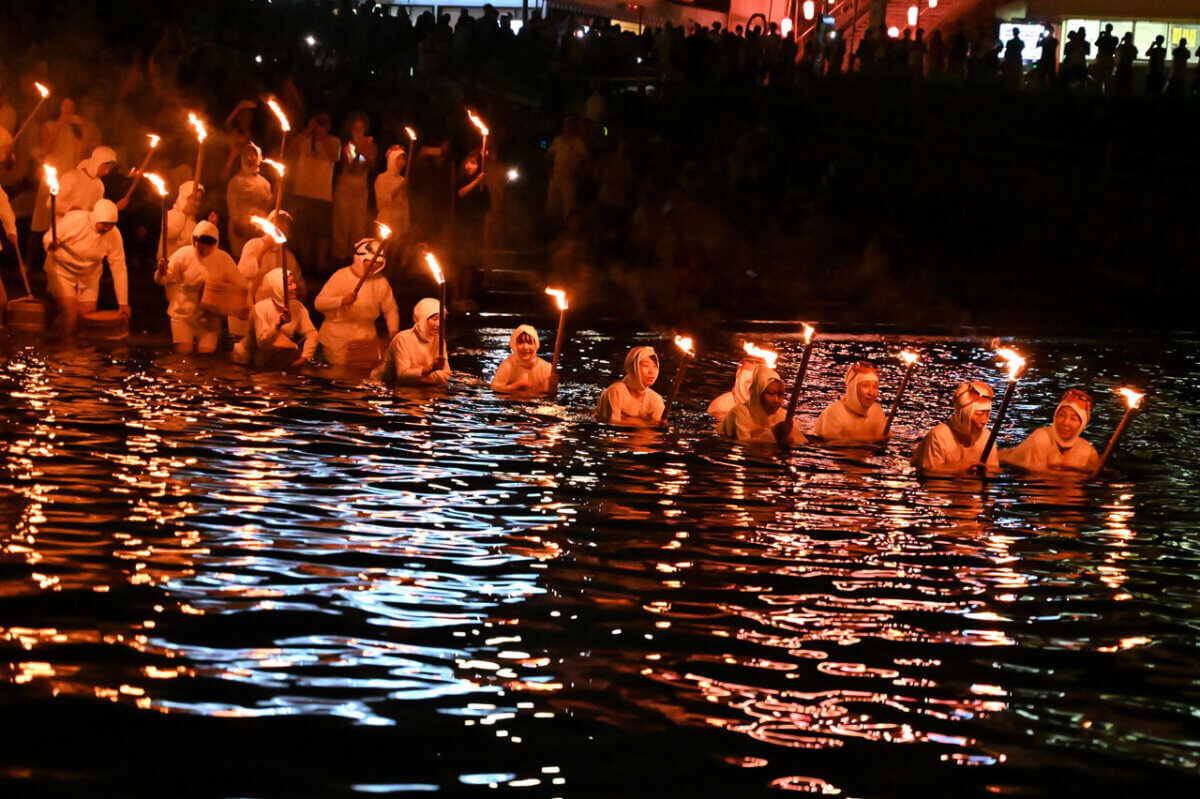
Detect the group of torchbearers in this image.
<box><xmin>590</xmin><ymin>330</ymin><xmax>1143</xmax><ymax>480</ymax></box>
<box><xmin>0</xmin><ymin>93</ymin><xmax>1144</xmax><ymax>478</ymax></box>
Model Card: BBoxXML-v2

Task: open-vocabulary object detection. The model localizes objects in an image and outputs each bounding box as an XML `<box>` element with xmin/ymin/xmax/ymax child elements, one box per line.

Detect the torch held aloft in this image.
<box><xmin>883</xmin><ymin>360</ymin><xmax>918</xmax><ymax>438</ymax></box>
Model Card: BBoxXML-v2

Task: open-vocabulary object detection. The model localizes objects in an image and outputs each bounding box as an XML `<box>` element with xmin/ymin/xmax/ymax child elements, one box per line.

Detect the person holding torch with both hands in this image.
<box><xmin>154</xmin><ymin>220</ymin><xmax>239</xmax><ymax>354</ymax></box>
<box><xmin>370</xmin><ymin>297</ymin><xmax>451</xmax><ymax>386</ymax></box>
<box><xmin>43</xmin><ymin>198</ymin><xmax>129</xmax><ymax>336</ymax></box>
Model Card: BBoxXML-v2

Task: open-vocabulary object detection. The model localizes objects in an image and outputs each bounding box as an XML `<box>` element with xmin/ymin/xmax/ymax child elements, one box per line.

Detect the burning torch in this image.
<box><xmin>979</xmin><ymin>346</ymin><xmax>1028</xmax><ymax>466</ymax></box>
<box><xmin>883</xmin><ymin>350</ymin><xmax>921</xmax><ymax>438</ymax></box>
<box><xmin>782</xmin><ymin>323</ymin><xmax>817</xmax><ymax>429</ymax></box>
<box><xmin>662</xmin><ymin>335</ymin><xmax>696</xmax><ymax>422</ymax></box>
<box><xmin>1093</xmin><ymin>388</ymin><xmax>1145</xmax><ymax>478</ymax></box>
<box><xmin>545</xmin><ymin>288</ymin><xmax>569</xmax><ymax>373</ymax></box>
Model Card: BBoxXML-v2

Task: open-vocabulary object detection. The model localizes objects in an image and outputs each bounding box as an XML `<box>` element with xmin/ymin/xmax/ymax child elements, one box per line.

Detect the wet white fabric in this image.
<box><xmin>161</xmin><ymin>181</ymin><xmax>198</xmax><ymax>257</ymax></box>
<box><xmin>370</xmin><ymin>297</ymin><xmax>451</xmax><ymax>385</ymax></box>
<box><xmin>490</xmin><ymin>324</ymin><xmax>554</xmax><ymax>393</ymax></box>
<box><xmin>232</xmin><ymin>269</ymin><xmax>317</xmax><ymax>366</ymax></box>
<box><xmin>719</xmin><ymin>365</ymin><xmax>806</xmax><ymax>444</ymax></box>
<box><xmin>1000</xmin><ymin>427</ymin><xmax>1100</xmax><ymax>472</ymax></box>
<box><xmin>811</xmin><ymin>363</ymin><xmax>886</xmax><ymax>440</ymax></box>
<box><xmin>911</xmin><ymin>422</ymin><xmax>1000</xmax><ymax>471</ymax></box>
<box><xmin>43</xmin><ymin>208</ymin><xmax>127</xmax><ymax>303</ymax></box>
<box><xmin>55</xmin><ymin>146</ymin><xmax>116</xmax><ymax>217</ymax></box>
<box><xmin>314</xmin><ymin>263</ymin><xmax>400</xmax><ymax>363</ymax></box>
<box><xmin>234</xmin><ymin>235</ymin><xmax>301</xmax><ymax>337</ymax></box>
<box><xmin>595</xmin><ymin>346</ymin><xmax>664</xmax><ymax>424</ymax></box>
<box><xmin>707</xmin><ymin>358</ymin><xmax>759</xmax><ymax>421</ymax></box>
<box><xmin>155</xmin><ymin>241</ymin><xmax>239</xmax><ymax>320</ymax></box>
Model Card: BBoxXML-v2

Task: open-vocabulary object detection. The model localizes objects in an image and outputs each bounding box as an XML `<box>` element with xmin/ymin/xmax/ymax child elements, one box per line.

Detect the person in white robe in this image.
<box><xmin>911</xmin><ymin>380</ymin><xmax>1001</xmax><ymax>474</ymax></box>
<box><xmin>1001</xmin><ymin>388</ymin><xmax>1100</xmax><ymax>474</ymax></box>
<box><xmin>370</xmin><ymin>297</ymin><xmax>451</xmax><ymax>386</ymax></box>
<box><xmin>43</xmin><ymin>199</ymin><xmax>128</xmax><ymax>335</ymax></box>
<box><xmin>719</xmin><ymin>364</ymin><xmax>807</xmax><ymax>445</ymax></box>
<box><xmin>491</xmin><ymin>324</ymin><xmax>556</xmax><ymax>395</ymax></box>
<box><xmin>232</xmin><ymin>268</ymin><xmax>316</xmax><ymax>370</ymax></box>
<box><xmin>595</xmin><ymin>346</ymin><xmax>664</xmax><ymax>427</ymax></box>
<box><xmin>154</xmin><ymin>220</ymin><xmax>239</xmax><ymax>354</ymax></box>
<box><xmin>314</xmin><ymin>238</ymin><xmax>400</xmax><ymax>364</ymax></box>
<box><xmin>160</xmin><ymin>180</ymin><xmax>204</xmax><ymax>258</ymax></box>
<box><xmin>233</xmin><ymin>210</ymin><xmax>303</xmax><ymax>339</ymax></box>
<box><xmin>54</xmin><ymin>146</ymin><xmax>116</xmax><ymax>218</ymax></box>
<box><xmin>811</xmin><ymin>360</ymin><xmax>888</xmax><ymax>441</ymax></box>
<box><xmin>374</xmin><ymin>145</ymin><xmax>409</xmax><ymax>244</ymax></box>
<box><xmin>707</xmin><ymin>354</ymin><xmax>762</xmax><ymax>422</ymax></box>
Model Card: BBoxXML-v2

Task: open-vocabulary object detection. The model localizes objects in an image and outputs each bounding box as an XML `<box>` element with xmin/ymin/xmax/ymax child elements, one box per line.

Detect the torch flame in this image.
<box><xmin>262</xmin><ymin>158</ymin><xmax>285</xmax><ymax>176</ymax></box>
<box><xmin>188</xmin><ymin>112</ymin><xmax>207</xmax><ymax>143</ymax></box>
<box><xmin>900</xmin><ymin>350</ymin><xmax>920</xmax><ymax>366</ymax></box>
<box><xmin>266</xmin><ymin>98</ymin><xmax>291</xmax><ymax>132</ymax></box>
<box><xmin>44</xmin><ymin>164</ymin><xmax>58</xmax><ymax>195</ymax></box>
<box><xmin>251</xmin><ymin>215</ymin><xmax>287</xmax><ymax>244</ymax></box>
<box><xmin>35</xmin><ymin>82</ymin><xmax>50</xmax><ymax>99</ymax></box>
<box><xmin>424</xmin><ymin>252</ymin><xmax>445</xmax><ymax>285</ymax></box>
<box><xmin>544</xmin><ymin>287</ymin><xmax>568</xmax><ymax>311</ymax></box>
<box><xmin>147</xmin><ymin>133</ymin><xmax>161</xmax><ymax>148</ymax></box>
<box><xmin>348</xmin><ymin>143</ymin><xmax>357</xmax><ymax>160</ymax></box>
<box><xmin>143</xmin><ymin>172</ymin><xmax>168</xmax><ymax>197</ymax></box>
<box><xmin>801</xmin><ymin>323</ymin><xmax>815</xmax><ymax>344</ymax></box>
<box><xmin>466</xmin><ymin>109</ymin><xmax>489</xmax><ymax>137</ymax></box>
<box><xmin>1117</xmin><ymin>387</ymin><xmax>1144</xmax><ymax>410</ymax></box>
<box><xmin>405</xmin><ymin>126</ymin><xmax>417</xmax><ymax>142</ymax></box>
<box><xmin>996</xmin><ymin>347</ymin><xmax>1027</xmax><ymax>381</ymax></box>
<box><xmin>674</xmin><ymin>335</ymin><xmax>696</xmax><ymax>358</ymax></box>
<box><xmin>375</xmin><ymin>221</ymin><xmax>392</xmax><ymax>240</ymax></box>
<box><xmin>742</xmin><ymin>342</ymin><xmax>779</xmax><ymax>369</ymax></box>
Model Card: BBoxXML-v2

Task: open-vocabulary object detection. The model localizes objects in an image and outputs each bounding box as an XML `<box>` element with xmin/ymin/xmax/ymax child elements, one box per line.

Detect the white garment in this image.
<box><xmin>1000</xmin><ymin>427</ymin><xmax>1100</xmax><ymax>473</ymax></box>
<box><xmin>595</xmin><ymin>346</ymin><xmax>664</xmax><ymax>425</ymax></box>
<box><xmin>719</xmin><ymin>365</ymin><xmax>806</xmax><ymax>444</ymax></box>
<box><xmin>54</xmin><ymin>165</ymin><xmax>105</xmax><ymax>217</ymax></box>
<box><xmin>911</xmin><ymin>422</ymin><xmax>1000</xmax><ymax>471</ymax></box>
<box><xmin>490</xmin><ymin>325</ymin><xmax>554</xmax><ymax>394</ymax></box>
<box><xmin>155</xmin><ymin>243</ymin><xmax>239</xmax><ymax>321</ymax></box>
<box><xmin>811</xmin><ymin>400</ymin><xmax>887</xmax><ymax>440</ymax></box>
<box><xmin>374</xmin><ymin>147</ymin><xmax>410</xmax><ymax>239</ymax></box>
<box><xmin>370</xmin><ymin>297</ymin><xmax>450</xmax><ymax>386</ymax></box>
<box><xmin>0</xmin><ymin>185</ymin><xmax>15</xmax><ymax>239</ymax></box>
<box><xmin>160</xmin><ymin>181</ymin><xmax>199</xmax><ymax>257</ymax></box>
<box><xmin>314</xmin><ymin>265</ymin><xmax>400</xmax><ymax>362</ymax></box>
<box><xmin>234</xmin><ymin>236</ymin><xmax>301</xmax><ymax>337</ymax></box>
<box><xmin>707</xmin><ymin>360</ymin><xmax>758</xmax><ymax>421</ymax></box>
<box><xmin>43</xmin><ymin>209</ymin><xmax>127</xmax><ymax>304</ymax></box>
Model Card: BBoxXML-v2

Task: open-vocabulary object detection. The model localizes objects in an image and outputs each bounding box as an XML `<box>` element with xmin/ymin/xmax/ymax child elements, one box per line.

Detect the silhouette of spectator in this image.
<box><xmin>287</xmin><ymin>114</ymin><xmax>339</xmax><ymax>277</ymax></box>
<box><xmin>1094</xmin><ymin>24</ymin><xmax>1118</xmax><ymax>91</ymax></box>
<box><xmin>1062</xmin><ymin>27</ymin><xmax>1090</xmax><ymax>88</ymax></box>
<box><xmin>1114</xmin><ymin>32</ymin><xmax>1138</xmax><ymax>95</ymax></box>
<box><xmin>1145</xmin><ymin>35</ymin><xmax>1167</xmax><ymax>95</ymax></box>
<box><xmin>1003</xmin><ymin>28</ymin><xmax>1025</xmax><ymax>87</ymax></box>
<box><xmin>1168</xmin><ymin>39</ymin><xmax>1191</xmax><ymax>93</ymax></box>
<box><xmin>947</xmin><ymin>25</ymin><xmax>969</xmax><ymax>78</ymax></box>
<box><xmin>545</xmin><ymin>116</ymin><xmax>589</xmax><ymax>226</ymax></box>
<box><xmin>1036</xmin><ymin>25</ymin><xmax>1058</xmax><ymax>87</ymax></box>
<box><xmin>927</xmin><ymin>30</ymin><xmax>948</xmax><ymax>76</ymax></box>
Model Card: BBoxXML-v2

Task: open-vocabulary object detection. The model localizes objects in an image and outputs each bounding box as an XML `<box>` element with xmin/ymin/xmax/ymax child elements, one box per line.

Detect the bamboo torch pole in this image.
<box><xmin>661</xmin><ymin>335</ymin><xmax>696</xmax><ymax>421</ymax></box>
<box><xmin>1092</xmin><ymin>388</ymin><xmax>1145</xmax><ymax>479</ymax></box>
<box><xmin>882</xmin><ymin>350</ymin><xmax>920</xmax><ymax>438</ymax></box>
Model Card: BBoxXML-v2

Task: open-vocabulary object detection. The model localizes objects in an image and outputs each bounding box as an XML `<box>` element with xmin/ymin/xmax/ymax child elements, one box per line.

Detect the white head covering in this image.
<box><xmin>949</xmin><ymin>380</ymin><xmax>994</xmax><ymax>439</ymax></box>
<box><xmin>240</xmin><ymin>142</ymin><xmax>262</xmax><ymax>174</ymax></box>
<box><xmin>90</xmin><ymin>198</ymin><xmax>119</xmax><ymax>226</ymax></box>
<box><xmin>262</xmin><ymin>267</ymin><xmax>288</xmax><ymax>307</ymax></box>
<box><xmin>729</xmin><ymin>358</ymin><xmax>761</xmax><ymax>406</ymax></box>
<box><xmin>84</xmin><ymin>146</ymin><xmax>117</xmax><ymax>177</ymax></box>
<box><xmin>386</xmin><ymin>145</ymin><xmax>406</xmax><ymax>174</ymax></box>
<box><xmin>510</xmin><ymin>324</ymin><xmax>540</xmax><ymax>367</ymax></box>
<box><xmin>747</xmin><ymin>364</ymin><xmax>784</xmax><ymax>423</ymax></box>
<box><xmin>1051</xmin><ymin>389</ymin><xmax>1092</xmax><ymax>447</ymax></box>
<box><xmin>413</xmin><ymin>297</ymin><xmax>442</xmax><ymax>341</ymax></box>
<box><xmin>843</xmin><ymin>361</ymin><xmax>880</xmax><ymax>416</ymax></box>
<box><xmin>193</xmin><ymin>219</ymin><xmax>219</xmax><ymax>243</ymax></box>
<box><xmin>173</xmin><ymin>180</ymin><xmax>197</xmax><ymax>212</ymax></box>
<box><xmin>622</xmin><ymin>346</ymin><xmax>659</xmax><ymax>393</ymax></box>
<box><xmin>352</xmin><ymin>237</ymin><xmax>386</xmax><ymax>276</ymax></box>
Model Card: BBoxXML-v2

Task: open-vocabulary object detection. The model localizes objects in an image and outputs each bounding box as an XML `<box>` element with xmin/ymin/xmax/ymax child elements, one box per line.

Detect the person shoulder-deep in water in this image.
<box><xmin>232</xmin><ymin>268</ymin><xmax>317</xmax><ymax>370</ymax></box>
<box><xmin>718</xmin><ymin>363</ymin><xmax>806</xmax><ymax>446</ymax></box>
<box><xmin>370</xmin><ymin>297</ymin><xmax>450</xmax><ymax>386</ymax></box>
<box><xmin>811</xmin><ymin>360</ymin><xmax>887</xmax><ymax>442</ymax></box>
<box><xmin>491</xmin><ymin>324</ymin><xmax>557</xmax><ymax>395</ymax></box>
<box><xmin>1000</xmin><ymin>388</ymin><xmax>1100</xmax><ymax>474</ymax></box>
<box><xmin>595</xmin><ymin>346</ymin><xmax>664</xmax><ymax>427</ymax></box>
<box><xmin>707</xmin><ymin>351</ymin><xmax>763</xmax><ymax>423</ymax></box>
<box><xmin>911</xmin><ymin>380</ymin><xmax>1001</xmax><ymax>474</ymax></box>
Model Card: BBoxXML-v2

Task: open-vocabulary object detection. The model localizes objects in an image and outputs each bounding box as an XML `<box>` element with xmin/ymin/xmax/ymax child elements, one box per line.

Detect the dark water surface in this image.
<box><xmin>1</xmin><ymin>327</ymin><xmax>1198</xmax><ymax>797</ymax></box>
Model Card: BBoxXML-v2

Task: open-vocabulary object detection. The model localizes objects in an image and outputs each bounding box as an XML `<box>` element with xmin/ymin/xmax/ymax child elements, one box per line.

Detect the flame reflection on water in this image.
<box><xmin>0</xmin><ymin>331</ymin><xmax>1197</xmax><ymax>795</ymax></box>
